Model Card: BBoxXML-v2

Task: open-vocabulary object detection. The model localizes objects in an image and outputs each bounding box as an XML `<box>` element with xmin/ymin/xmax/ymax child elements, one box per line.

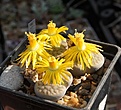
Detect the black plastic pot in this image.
<box><xmin>0</xmin><ymin>38</ymin><xmax>121</xmax><ymax>110</ymax></box>
<box><xmin>0</xmin><ymin>24</ymin><xmax>6</xmax><ymax>64</ymax></box>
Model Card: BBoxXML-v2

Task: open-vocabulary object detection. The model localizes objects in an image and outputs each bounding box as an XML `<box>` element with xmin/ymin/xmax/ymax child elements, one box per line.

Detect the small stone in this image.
<box><xmin>90</xmin><ymin>84</ymin><xmax>96</xmax><ymax>94</ymax></box>
<box><xmin>57</xmin><ymin>99</ymin><xmax>65</xmax><ymax>105</ymax></box>
<box><xmin>104</xmin><ymin>59</ymin><xmax>111</xmax><ymax>68</ymax></box>
<box><xmin>91</xmin><ymin>81</ymin><xmax>97</xmax><ymax>86</ymax></box>
<box><xmin>81</xmin><ymin>82</ymin><xmax>91</xmax><ymax>90</ymax></box>
<box><xmin>97</xmin><ymin>76</ymin><xmax>102</xmax><ymax>83</ymax></box>
<box><xmin>73</xmin><ymin>78</ymin><xmax>81</xmax><ymax>85</ymax></box>
<box><xmin>78</xmin><ymin>97</ymin><xmax>87</xmax><ymax>108</ymax></box>
<box><xmin>96</xmin><ymin>66</ymin><xmax>104</xmax><ymax>76</ymax></box>
<box><xmin>70</xmin><ymin>92</ymin><xmax>77</xmax><ymax>98</ymax></box>
<box><xmin>84</xmin><ymin>97</ymin><xmax>90</xmax><ymax>102</ymax></box>
<box><xmin>80</xmin><ymin>100</ymin><xmax>87</xmax><ymax>108</ymax></box>
<box><xmin>0</xmin><ymin>65</ymin><xmax>24</xmax><ymax>90</ymax></box>
<box><xmin>103</xmin><ymin>68</ymin><xmax>108</xmax><ymax>73</ymax></box>
<box><xmin>68</xmin><ymin>97</ymin><xmax>79</xmax><ymax>105</ymax></box>
<box><xmin>92</xmin><ymin>74</ymin><xmax>98</xmax><ymax>80</ymax></box>
<box><xmin>78</xmin><ymin>89</ymin><xmax>89</xmax><ymax>96</ymax></box>
<box><xmin>87</xmin><ymin>74</ymin><xmax>93</xmax><ymax>80</ymax></box>
<box><xmin>81</xmin><ymin>75</ymin><xmax>87</xmax><ymax>81</ymax></box>
<box><xmin>63</xmin><ymin>95</ymin><xmax>71</xmax><ymax>100</ymax></box>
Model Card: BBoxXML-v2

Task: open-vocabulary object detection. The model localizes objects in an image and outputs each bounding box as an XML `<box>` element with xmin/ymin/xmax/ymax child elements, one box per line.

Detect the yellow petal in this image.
<box><xmin>68</xmin><ymin>34</ymin><xmax>76</xmax><ymax>45</ymax></box>
<box><xmin>38</xmin><ymin>29</ymin><xmax>48</xmax><ymax>35</ymax></box>
<box><xmin>32</xmin><ymin>51</ymin><xmax>37</xmax><ymax>69</ymax></box>
<box><xmin>26</xmin><ymin>52</ymin><xmax>32</xmax><ymax>67</ymax></box>
<box><xmin>61</xmin><ymin>72</ymin><xmax>69</xmax><ymax>81</ymax></box>
<box><xmin>81</xmin><ymin>52</ymin><xmax>90</xmax><ymax>68</ymax></box>
<box><xmin>20</xmin><ymin>52</ymin><xmax>30</xmax><ymax>66</ymax></box>
<box><xmin>57</xmin><ymin>26</ymin><xmax>68</xmax><ymax>33</ymax></box>
<box><xmin>57</xmin><ymin>34</ymin><xmax>66</xmax><ymax>42</ymax></box>
<box><xmin>52</xmin><ymin>72</ymin><xmax>56</xmax><ymax>84</ymax></box>
<box><xmin>79</xmin><ymin>53</ymin><xmax>84</xmax><ymax>70</ymax></box>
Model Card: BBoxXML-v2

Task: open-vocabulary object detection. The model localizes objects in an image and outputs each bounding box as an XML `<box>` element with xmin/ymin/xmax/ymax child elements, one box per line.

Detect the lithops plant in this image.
<box><xmin>62</xmin><ymin>30</ymin><xmax>105</xmax><ymax>76</ymax></box>
<box><xmin>38</xmin><ymin>21</ymin><xmax>68</xmax><ymax>57</ymax></box>
<box><xmin>34</xmin><ymin>56</ymin><xmax>73</xmax><ymax>101</ymax></box>
<box><xmin>17</xmin><ymin>32</ymin><xmax>51</xmax><ymax>70</ymax></box>
<box><xmin>34</xmin><ymin>81</ymin><xmax>67</xmax><ymax>101</ymax></box>
<box><xmin>38</xmin><ymin>20</ymin><xmax>68</xmax><ymax>47</ymax></box>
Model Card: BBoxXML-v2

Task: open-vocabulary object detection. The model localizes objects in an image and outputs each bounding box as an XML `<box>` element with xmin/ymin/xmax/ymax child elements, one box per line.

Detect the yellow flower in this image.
<box><xmin>36</xmin><ymin>56</ymin><xmax>73</xmax><ymax>85</ymax></box>
<box><xmin>38</xmin><ymin>21</ymin><xmax>68</xmax><ymax>47</ymax></box>
<box><xmin>17</xmin><ymin>32</ymin><xmax>50</xmax><ymax>69</ymax></box>
<box><xmin>37</xmin><ymin>34</ymin><xmax>52</xmax><ymax>51</ymax></box>
<box><xmin>62</xmin><ymin>30</ymin><xmax>103</xmax><ymax>70</ymax></box>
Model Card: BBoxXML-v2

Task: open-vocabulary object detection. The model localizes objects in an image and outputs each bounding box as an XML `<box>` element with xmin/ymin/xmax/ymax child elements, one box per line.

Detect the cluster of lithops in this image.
<box><xmin>0</xmin><ymin>21</ymin><xmax>105</xmax><ymax>108</ymax></box>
